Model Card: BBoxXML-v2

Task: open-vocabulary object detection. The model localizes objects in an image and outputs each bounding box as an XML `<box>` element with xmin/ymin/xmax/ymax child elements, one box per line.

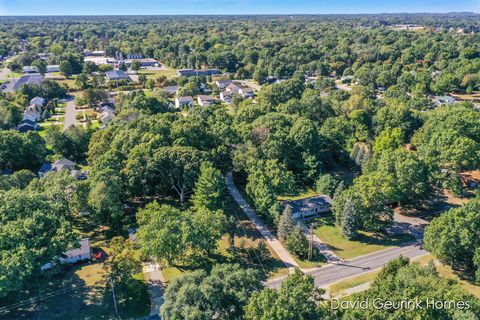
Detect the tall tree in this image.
<box><xmin>161</xmin><ymin>264</ymin><xmax>262</xmax><ymax>320</ymax></box>
<box><xmin>191</xmin><ymin>162</ymin><xmax>225</xmax><ymax>211</ymax></box>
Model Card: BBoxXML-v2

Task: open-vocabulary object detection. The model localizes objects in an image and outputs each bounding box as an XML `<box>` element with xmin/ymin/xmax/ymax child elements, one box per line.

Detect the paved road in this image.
<box><xmin>225</xmin><ymin>173</ymin><xmax>300</xmax><ymax>272</ymax></box>
<box><xmin>267</xmin><ymin>244</ymin><xmax>427</xmax><ymax>289</ymax></box>
<box><xmin>63</xmin><ymin>100</ymin><xmax>77</xmax><ymax>130</ymax></box>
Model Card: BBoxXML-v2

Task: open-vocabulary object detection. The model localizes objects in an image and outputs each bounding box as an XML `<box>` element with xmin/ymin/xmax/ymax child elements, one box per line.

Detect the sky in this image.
<box><xmin>0</xmin><ymin>0</ymin><xmax>479</xmax><ymax>16</ymax></box>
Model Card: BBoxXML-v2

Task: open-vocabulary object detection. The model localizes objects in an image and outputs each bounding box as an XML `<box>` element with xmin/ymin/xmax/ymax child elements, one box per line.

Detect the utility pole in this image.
<box><xmin>308</xmin><ymin>223</ymin><xmax>313</xmax><ymax>261</ymax></box>
<box><xmin>110</xmin><ymin>276</ymin><xmax>119</xmax><ymax>319</ymax></box>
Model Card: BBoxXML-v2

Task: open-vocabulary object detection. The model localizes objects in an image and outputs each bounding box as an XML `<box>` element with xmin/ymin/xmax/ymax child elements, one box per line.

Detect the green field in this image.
<box><xmin>139</xmin><ymin>68</ymin><xmax>178</xmax><ymax>79</ymax></box>
<box><xmin>313</xmin><ymin>215</ymin><xmax>415</xmax><ymax>260</ymax></box>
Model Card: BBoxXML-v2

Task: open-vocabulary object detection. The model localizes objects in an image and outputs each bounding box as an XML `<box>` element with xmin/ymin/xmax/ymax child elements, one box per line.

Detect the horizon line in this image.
<box><xmin>0</xmin><ymin>12</ymin><xmax>479</xmax><ymax>17</ymax></box>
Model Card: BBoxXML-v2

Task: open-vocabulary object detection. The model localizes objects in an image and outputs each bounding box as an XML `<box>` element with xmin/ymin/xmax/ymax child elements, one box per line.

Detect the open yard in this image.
<box><xmin>0</xmin><ymin>262</ymin><xmax>150</xmax><ymax>320</ymax></box>
<box><xmin>313</xmin><ymin>215</ymin><xmax>415</xmax><ymax>260</ymax></box>
<box><xmin>138</xmin><ymin>68</ymin><xmax>178</xmax><ymax>79</ymax></box>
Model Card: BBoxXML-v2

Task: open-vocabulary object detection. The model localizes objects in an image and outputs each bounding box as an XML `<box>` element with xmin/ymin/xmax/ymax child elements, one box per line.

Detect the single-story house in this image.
<box><xmin>105</xmin><ymin>70</ymin><xmax>131</xmax><ymax>82</ymax></box>
<box><xmin>23</xmin><ymin>66</ymin><xmax>38</xmax><ymax>74</ymax></box>
<box><xmin>42</xmin><ymin>239</ymin><xmax>92</xmax><ymax>270</ymax></box>
<box><xmin>14</xmin><ymin>74</ymin><xmax>44</xmax><ymax>91</ymax></box>
<box><xmin>24</xmin><ymin>109</ymin><xmax>41</xmax><ymax>122</ymax></box>
<box><xmin>175</xmin><ymin>96</ymin><xmax>195</xmax><ymax>109</ymax></box>
<box><xmin>38</xmin><ymin>158</ymin><xmax>76</xmax><ymax>178</ymax></box>
<box><xmin>433</xmin><ymin>96</ymin><xmax>456</xmax><ymax>107</ymax></box>
<box><xmin>215</xmin><ymin>80</ymin><xmax>233</xmax><ymax>89</ymax></box>
<box><xmin>100</xmin><ymin>108</ymin><xmax>115</xmax><ymax>125</ymax></box>
<box><xmin>163</xmin><ymin>86</ymin><xmax>179</xmax><ymax>96</ymax></box>
<box><xmin>340</xmin><ymin>75</ymin><xmax>354</xmax><ymax>83</ymax></box>
<box><xmin>197</xmin><ymin>95</ymin><xmax>216</xmax><ymax>107</ymax></box>
<box><xmin>220</xmin><ymin>90</ymin><xmax>233</xmax><ymax>104</ymax></box>
<box><xmin>17</xmin><ymin>119</ymin><xmax>39</xmax><ymax>132</ymax></box>
<box><xmin>91</xmin><ymin>50</ymin><xmax>106</xmax><ymax>56</ymax></box>
<box><xmin>46</xmin><ymin>65</ymin><xmax>60</xmax><ymax>73</ymax></box>
<box><xmin>177</xmin><ymin>69</ymin><xmax>220</xmax><ymax>77</ymax></box>
<box><xmin>124</xmin><ymin>58</ymin><xmax>158</xmax><ymax>67</ymax></box>
<box><xmin>281</xmin><ymin>195</ymin><xmax>333</xmax><ymax>220</ymax></box>
<box><xmin>225</xmin><ymin>83</ymin><xmax>254</xmax><ymax>98</ymax></box>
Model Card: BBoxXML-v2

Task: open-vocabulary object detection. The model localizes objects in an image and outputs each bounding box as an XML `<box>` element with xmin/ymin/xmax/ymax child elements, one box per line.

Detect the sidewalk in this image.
<box><xmin>225</xmin><ymin>173</ymin><xmax>301</xmax><ymax>273</ymax></box>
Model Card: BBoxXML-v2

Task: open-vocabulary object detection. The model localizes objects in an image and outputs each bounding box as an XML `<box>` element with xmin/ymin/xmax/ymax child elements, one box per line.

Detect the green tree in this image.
<box><xmin>130</xmin><ymin>60</ymin><xmax>142</xmax><ymax>73</ymax></box>
<box><xmin>277</xmin><ymin>206</ymin><xmax>295</xmax><ymax>241</ymax></box>
<box><xmin>137</xmin><ymin>202</ymin><xmax>189</xmax><ymax>266</ymax></box>
<box><xmin>245</xmin><ymin>269</ymin><xmax>326</xmax><ymax>320</ymax></box>
<box><xmin>32</xmin><ymin>59</ymin><xmax>47</xmax><ymax>76</ymax></box>
<box><xmin>161</xmin><ymin>264</ymin><xmax>262</xmax><ymax>320</ymax></box>
<box><xmin>191</xmin><ymin>162</ymin><xmax>225</xmax><ymax>211</ymax></box>
<box><xmin>339</xmin><ymin>198</ymin><xmax>359</xmax><ymax>239</ymax></box>
<box><xmin>59</xmin><ymin>60</ymin><xmax>73</xmax><ymax>78</ymax></box>
<box><xmin>285</xmin><ymin>225</ymin><xmax>309</xmax><ymax>259</ymax></box>
<box><xmin>315</xmin><ymin>174</ymin><xmax>337</xmax><ymax>197</ymax></box>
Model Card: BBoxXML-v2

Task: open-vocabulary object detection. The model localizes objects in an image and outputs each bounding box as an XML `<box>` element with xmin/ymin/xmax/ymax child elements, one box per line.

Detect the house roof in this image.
<box><xmin>20</xmin><ymin>119</ymin><xmax>37</xmax><ymax>126</ymax></box>
<box><xmin>281</xmin><ymin>195</ymin><xmax>333</xmax><ymax>213</ymax></box>
<box><xmin>163</xmin><ymin>86</ymin><xmax>179</xmax><ymax>94</ymax></box>
<box><xmin>105</xmin><ymin>70</ymin><xmax>131</xmax><ymax>81</ymax></box>
<box><xmin>14</xmin><ymin>75</ymin><xmax>44</xmax><ymax>90</ymax></box>
<box><xmin>198</xmin><ymin>95</ymin><xmax>216</xmax><ymax>102</ymax></box>
<box><xmin>54</xmin><ymin>158</ymin><xmax>76</xmax><ymax>168</ymax></box>
<box><xmin>30</xmin><ymin>96</ymin><xmax>45</xmax><ymax>106</ymax></box>
<box><xmin>38</xmin><ymin>162</ymin><xmax>53</xmax><ymax>174</ymax></box>
<box><xmin>177</xmin><ymin>96</ymin><xmax>194</xmax><ymax>103</ymax></box>
<box><xmin>64</xmin><ymin>239</ymin><xmax>91</xmax><ymax>259</ymax></box>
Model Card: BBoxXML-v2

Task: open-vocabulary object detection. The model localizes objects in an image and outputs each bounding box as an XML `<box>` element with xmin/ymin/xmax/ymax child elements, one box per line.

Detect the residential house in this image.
<box><xmin>225</xmin><ymin>83</ymin><xmax>254</xmax><ymax>98</ymax></box>
<box><xmin>41</xmin><ymin>239</ymin><xmax>92</xmax><ymax>270</ymax></box>
<box><xmin>177</xmin><ymin>69</ymin><xmax>220</xmax><ymax>77</ymax></box>
<box><xmin>14</xmin><ymin>74</ymin><xmax>44</xmax><ymax>91</ymax></box>
<box><xmin>433</xmin><ymin>96</ymin><xmax>456</xmax><ymax>107</ymax></box>
<box><xmin>91</xmin><ymin>50</ymin><xmax>106</xmax><ymax>56</ymax></box>
<box><xmin>124</xmin><ymin>58</ymin><xmax>158</xmax><ymax>67</ymax></box>
<box><xmin>281</xmin><ymin>195</ymin><xmax>333</xmax><ymax>220</ymax></box>
<box><xmin>23</xmin><ymin>109</ymin><xmax>41</xmax><ymax>122</ymax></box>
<box><xmin>220</xmin><ymin>90</ymin><xmax>233</xmax><ymax>104</ymax></box>
<box><xmin>175</xmin><ymin>96</ymin><xmax>195</xmax><ymax>109</ymax></box>
<box><xmin>38</xmin><ymin>158</ymin><xmax>76</xmax><ymax>178</ymax></box>
<box><xmin>105</xmin><ymin>70</ymin><xmax>131</xmax><ymax>82</ymax></box>
<box><xmin>30</xmin><ymin>97</ymin><xmax>46</xmax><ymax>112</ymax></box>
<box><xmin>100</xmin><ymin>107</ymin><xmax>115</xmax><ymax>125</ymax></box>
<box><xmin>23</xmin><ymin>66</ymin><xmax>38</xmax><ymax>74</ymax></box>
<box><xmin>163</xmin><ymin>86</ymin><xmax>179</xmax><ymax>96</ymax></box>
<box><xmin>46</xmin><ymin>65</ymin><xmax>60</xmax><ymax>73</ymax></box>
<box><xmin>215</xmin><ymin>80</ymin><xmax>233</xmax><ymax>89</ymax></box>
<box><xmin>340</xmin><ymin>75</ymin><xmax>354</xmax><ymax>83</ymax></box>
<box><xmin>16</xmin><ymin>119</ymin><xmax>39</xmax><ymax>132</ymax></box>
<box><xmin>197</xmin><ymin>95</ymin><xmax>216</xmax><ymax>107</ymax></box>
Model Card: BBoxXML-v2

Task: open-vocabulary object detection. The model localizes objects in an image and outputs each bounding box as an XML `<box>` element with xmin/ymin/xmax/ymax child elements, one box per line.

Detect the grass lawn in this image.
<box><xmin>139</xmin><ymin>68</ymin><xmax>178</xmax><ymax>79</ymax></box>
<box><xmin>293</xmin><ymin>253</ymin><xmax>326</xmax><ymax>269</ymax></box>
<box><xmin>0</xmin><ymin>261</ymin><xmax>150</xmax><ymax>320</ymax></box>
<box><xmin>328</xmin><ymin>270</ymin><xmax>380</xmax><ymax>295</ymax></box>
<box><xmin>313</xmin><ymin>215</ymin><xmax>415</xmax><ymax>260</ymax></box>
<box><xmin>278</xmin><ymin>188</ymin><xmax>317</xmax><ymax>201</ymax></box>
<box><xmin>161</xmin><ymin>192</ymin><xmax>288</xmax><ymax>283</ymax></box>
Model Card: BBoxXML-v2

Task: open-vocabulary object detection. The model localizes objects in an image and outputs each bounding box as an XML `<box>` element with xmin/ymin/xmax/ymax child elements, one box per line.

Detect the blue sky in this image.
<box><xmin>0</xmin><ymin>0</ymin><xmax>479</xmax><ymax>15</ymax></box>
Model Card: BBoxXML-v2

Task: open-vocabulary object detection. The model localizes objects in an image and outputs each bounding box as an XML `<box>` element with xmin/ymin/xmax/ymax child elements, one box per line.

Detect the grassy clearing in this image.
<box><xmin>313</xmin><ymin>215</ymin><xmax>415</xmax><ymax>260</ymax></box>
<box><xmin>328</xmin><ymin>270</ymin><xmax>380</xmax><ymax>295</ymax></box>
<box><xmin>278</xmin><ymin>188</ymin><xmax>317</xmax><ymax>201</ymax></box>
<box><xmin>139</xmin><ymin>68</ymin><xmax>178</xmax><ymax>79</ymax></box>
